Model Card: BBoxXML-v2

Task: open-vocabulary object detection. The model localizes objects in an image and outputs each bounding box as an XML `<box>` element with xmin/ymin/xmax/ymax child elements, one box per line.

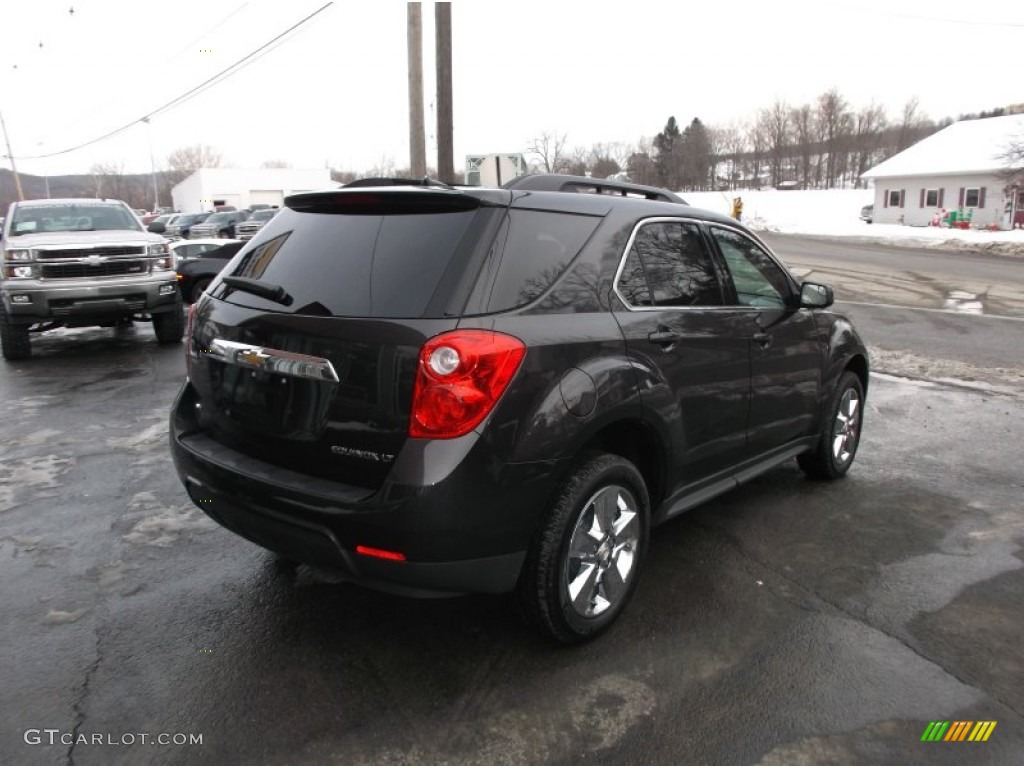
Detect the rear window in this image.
<box><xmin>217</xmin><ymin>208</ymin><xmax>480</xmax><ymax>318</ymax></box>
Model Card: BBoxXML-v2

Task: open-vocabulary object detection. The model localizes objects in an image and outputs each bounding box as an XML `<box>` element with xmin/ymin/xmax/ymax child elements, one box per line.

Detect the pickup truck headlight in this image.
<box><xmin>3</xmin><ymin>264</ymin><xmax>37</xmax><ymax>279</ymax></box>
<box><xmin>4</xmin><ymin>248</ymin><xmax>34</xmax><ymax>261</ymax></box>
<box><xmin>149</xmin><ymin>242</ymin><xmax>173</xmax><ymax>269</ymax></box>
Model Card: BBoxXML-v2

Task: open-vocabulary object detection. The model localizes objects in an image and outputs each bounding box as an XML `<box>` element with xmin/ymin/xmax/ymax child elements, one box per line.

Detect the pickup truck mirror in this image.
<box><xmin>800</xmin><ymin>281</ymin><xmax>834</xmax><ymax>309</ymax></box>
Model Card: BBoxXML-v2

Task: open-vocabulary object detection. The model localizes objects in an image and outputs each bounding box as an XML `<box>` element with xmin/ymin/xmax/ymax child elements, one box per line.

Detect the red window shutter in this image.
<box><xmin>938</xmin><ymin>188</ymin><xmax>945</xmax><ymax>208</ymax></box>
<box><xmin>959</xmin><ymin>187</ymin><xmax>965</xmax><ymax>207</ymax></box>
<box><xmin>900</xmin><ymin>189</ymin><xmax>906</xmax><ymax>208</ymax></box>
<box><xmin>979</xmin><ymin>187</ymin><xmax>986</xmax><ymax>208</ymax></box>
<box><xmin>884</xmin><ymin>189</ymin><xmax>889</xmax><ymax>208</ymax></box>
<box><xmin>919</xmin><ymin>189</ymin><xmax>925</xmax><ymax>208</ymax></box>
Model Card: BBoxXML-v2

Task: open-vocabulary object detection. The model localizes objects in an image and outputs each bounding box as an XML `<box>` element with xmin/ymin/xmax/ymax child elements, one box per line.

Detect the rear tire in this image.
<box><xmin>798</xmin><ymin>371</ymin><xmax>864</xmax><ymax>479</ymax></box>
<box><xmin>152</xmin><ymin>296</ymin><xmax>185</xmax><ymax>344</ymax></box>
<box><xmin>517</xmin><ymin>452</ymin><xmax>649</xmax><ymax>644</ymax></box>
<box><xmin>0</xmin><ymin>310</ymin><xmax>31</xmax><ymax>360</ymax></box>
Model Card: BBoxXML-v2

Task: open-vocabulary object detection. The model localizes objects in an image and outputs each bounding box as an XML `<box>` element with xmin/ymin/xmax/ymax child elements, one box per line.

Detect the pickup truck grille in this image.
<box><xmin>37</xmin><ymin>246</ymin><xmax>147</xmax><ymax>259</ymax></box>
<box><xmin>235</xmin><ymin>223</ymin><xmax>264</xmax><ymax>240</ymax></box>
<box><xmin>41</xmin><ymin>261</ymin><xmax>148</xmax><ymax>279</ymax></box>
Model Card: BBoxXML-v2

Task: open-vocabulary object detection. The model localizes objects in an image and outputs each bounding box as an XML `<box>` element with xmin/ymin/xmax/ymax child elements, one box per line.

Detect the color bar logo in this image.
<box><xmin>921</xmin><ymin>721</ymin><xmax>997</xmax><ymax>742</ymax></box>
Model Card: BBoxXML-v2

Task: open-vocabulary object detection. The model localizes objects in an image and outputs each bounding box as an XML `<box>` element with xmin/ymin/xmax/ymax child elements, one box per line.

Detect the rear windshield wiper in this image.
<box><xmin>221</xmin><ymin>276</ymin><xmax>293</xmax><ymax>306</ymax></box>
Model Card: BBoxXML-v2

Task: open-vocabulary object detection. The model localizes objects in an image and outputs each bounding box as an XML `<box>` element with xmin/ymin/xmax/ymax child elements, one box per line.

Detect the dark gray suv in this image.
<box><xmin>170</xmin><ymin>175</ymin><xmax>868</xmax><ymax>643</ymax></box>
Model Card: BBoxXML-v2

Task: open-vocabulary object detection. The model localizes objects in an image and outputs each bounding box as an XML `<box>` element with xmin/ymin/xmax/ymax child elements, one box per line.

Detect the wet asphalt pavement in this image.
<box><xmin>1</xmin><ymin>321</ymin><xmax>1022</xmax><ymax>765</ymax></box>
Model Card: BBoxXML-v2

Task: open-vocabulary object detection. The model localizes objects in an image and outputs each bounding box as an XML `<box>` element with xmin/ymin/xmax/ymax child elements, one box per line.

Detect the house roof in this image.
<box><xmin>862</xmin><ymin>114</ymin><xmax>1024</xmax><ymax>180</ymax></box>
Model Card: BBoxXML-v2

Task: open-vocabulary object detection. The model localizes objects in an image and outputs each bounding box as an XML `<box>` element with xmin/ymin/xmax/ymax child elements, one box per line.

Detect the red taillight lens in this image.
<box><xmin>355</xmin><ymin>545</ymin><xmax>407</xmax><ymax>562</ymax></box>
<box><xmin>410</xmin><ymin>330</ymin><xmax>526</xmax><ymax>439</ymax></box>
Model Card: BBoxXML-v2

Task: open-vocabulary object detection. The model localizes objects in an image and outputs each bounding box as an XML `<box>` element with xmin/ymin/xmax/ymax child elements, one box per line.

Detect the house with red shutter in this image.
<box><xmin>861</xmin><ymin>113</ymin><xmax>1024</xmax><ymax>230</ymax></box>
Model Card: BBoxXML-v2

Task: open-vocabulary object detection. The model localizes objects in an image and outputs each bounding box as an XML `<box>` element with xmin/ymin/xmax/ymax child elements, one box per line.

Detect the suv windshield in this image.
<box><xmin>10</xmin><ymin>203</ymin><xmax>141</xmax><ymax>234</ymax></box>
<box><xmin>204</xmin><ymin>212</ymin><xmax>236</xmax><ymax>224</ymax></box>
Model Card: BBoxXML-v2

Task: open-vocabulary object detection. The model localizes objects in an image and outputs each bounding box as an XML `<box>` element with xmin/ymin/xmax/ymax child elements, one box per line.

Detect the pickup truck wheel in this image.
<box><xmin>152</xmin><ymin>296</ymin><xmax>185</xmax><ymax>344</ymax></box>
<box><xmin>798</xmin><ymin>371</ymin><xmax>864</xmax><ymax>479</ymax></box>
<box><xmin>517</xmin><ymin>452</ymin><xmax>649</xmax><ymax>644</ymax></box>
<box><xmin>0</xmin><ymin>310</ymin><xmax>32</xmax><ymax>360</ymax></box>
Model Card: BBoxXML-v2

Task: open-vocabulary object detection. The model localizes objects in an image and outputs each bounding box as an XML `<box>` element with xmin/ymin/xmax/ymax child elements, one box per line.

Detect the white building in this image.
<box><xmin>861</xmin><ymin>114</ymin><xmax>1024</xmax><ymax>230</ymax></box>
<box><xmin>170</xmin><ymin>168</ymin><xmax>334</xmax><ymax>213</ymax></box>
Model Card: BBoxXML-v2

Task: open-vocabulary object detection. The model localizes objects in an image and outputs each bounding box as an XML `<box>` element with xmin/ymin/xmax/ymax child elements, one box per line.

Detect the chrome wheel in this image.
<box><xmin>832</xmin><ymin>387</ymin><xmax>861</xmax><ymax>465</ymax></box>
<box><xmin>564</xmin><ymin>484</ymin><xmax>640</xmax><ymax>618</ymax></box>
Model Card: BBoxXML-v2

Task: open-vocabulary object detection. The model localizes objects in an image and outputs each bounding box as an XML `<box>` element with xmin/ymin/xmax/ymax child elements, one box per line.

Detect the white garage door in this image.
<box><xmin>249</xmin><ymin>190</ymin><xmax>284</xmax><ymax>207</ymax></box>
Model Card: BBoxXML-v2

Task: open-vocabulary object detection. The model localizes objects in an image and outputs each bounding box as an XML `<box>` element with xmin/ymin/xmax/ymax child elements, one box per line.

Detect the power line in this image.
<box><xmin>15</xmin><ymin>2</ymin><xmax>332</xmax><ymax>161</ymax></box>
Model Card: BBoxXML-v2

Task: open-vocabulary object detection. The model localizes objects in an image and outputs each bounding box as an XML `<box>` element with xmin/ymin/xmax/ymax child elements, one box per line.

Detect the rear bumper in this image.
<box><xmin>2</xmin><ymin>274</ymin><xmax>181</xmax><ymax>322</ymax></box>
<box><xmin>169</xmin><ymin>380</ymin><xmax>561</xmax><ymax>596</ymax></box>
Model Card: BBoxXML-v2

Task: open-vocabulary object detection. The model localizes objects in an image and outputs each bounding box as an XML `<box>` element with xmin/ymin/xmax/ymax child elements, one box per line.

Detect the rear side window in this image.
<box><xmin>220</xmin><ymin>208</ymin><xmax>478</xmax><ymax>317</ymax></box>
<box><xmin>617</xmin><ymin>221</ymin><xmax>722</xmax><ymax>307</ymax></box>
<box><xmin>485</xmin><ymin>210</ymin><xmax>600</xmax><ymax>312</ymax></box>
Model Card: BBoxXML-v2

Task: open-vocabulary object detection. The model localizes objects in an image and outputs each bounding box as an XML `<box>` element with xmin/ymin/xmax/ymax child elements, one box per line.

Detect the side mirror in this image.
<box><xmin>800</xmin><ymin>281</ymin><xmax>834</xmax><ymax>309</ymax></box>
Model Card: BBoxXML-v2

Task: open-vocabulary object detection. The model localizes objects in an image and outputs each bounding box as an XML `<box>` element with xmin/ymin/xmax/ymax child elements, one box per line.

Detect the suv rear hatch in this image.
<box><xmin>185</xmin><ymin>188</ymin><xmax>509</xmax><ymax>490</ymax></box>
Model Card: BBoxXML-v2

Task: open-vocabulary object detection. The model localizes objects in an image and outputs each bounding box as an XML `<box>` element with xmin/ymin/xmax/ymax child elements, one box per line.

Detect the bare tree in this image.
<box><xmin>746</xmin><ymin>117</ymin><xmax>770</xmax><ymax>188</ymax></box>
<box><xmin>528</xmin><ymin>131</ymin><xmax>568</xmax><ymax>173</ymax></box>
<box><xmin>626</xmin><ymin>136</ymin><xmax>658</xmax><ymax>186</ymax></box>
<box><xmin>850</xmin><ymin>102</ymin><xmax>888</xmax><ymax>187</ymax></box>
<box><xmin>763</xmin><ymin>100</ymin><xmax>791</xmax><ymax>188</ymax></box>
<box><xmin>816</xmin><ymin>88</ymin><xmax>853</xmax><ymax>188</ymax></box>
<box><xmin>166</xmin><ymin>144</ymin><xmax>222</xmax><ymax>178</ymax></box>
<box><xmin>999</xmin><ymin>131</ymin><xmax>1024</xmax><ymax>184</ymax></box>
<box><xmin>790</xmin><ymin>104</ymin><xmax>816</xmax><ymax>189</ymax></box>
<box><xmin>897</xmin><ymin>97</ymin><xmax>923</xmax><ymax>151</ymax></box>
<box><xmin>89</xmin><ymin>160</ymin><xmax>128</xmax><ymax>201</ymax></box>
<box><xmin>587</xmin><ymin>142</ymin><xmax>622</xmax><ymax>179</ymax></box>
<box><xmin>260</xmin><ymin>159</ymin><xmax>291</xmax><ymax>169</ymax></box>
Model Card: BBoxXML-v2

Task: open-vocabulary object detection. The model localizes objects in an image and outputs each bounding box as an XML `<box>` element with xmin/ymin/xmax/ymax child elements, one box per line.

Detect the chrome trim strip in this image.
<box><xmin>207</xmin><ymin>339</ymin><xmax>339</xmax><ymax>382</ymax></box>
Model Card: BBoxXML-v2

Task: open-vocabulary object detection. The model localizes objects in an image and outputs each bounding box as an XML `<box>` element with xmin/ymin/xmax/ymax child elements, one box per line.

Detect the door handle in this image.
<box><xmin>752</xmin><ymin>332</ymin><xmax>772</xmax><ymax>349</ymax></box>
<box><xmin>648</xmin><ymin>329</ymin><xmax>681</xmax><ymax>346</ymax></box>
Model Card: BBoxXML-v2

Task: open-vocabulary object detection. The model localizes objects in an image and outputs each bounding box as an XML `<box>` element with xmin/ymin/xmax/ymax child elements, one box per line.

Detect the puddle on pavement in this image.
<box><xmin>942</xmin><ymin>290</ymin><xmax>985</xmax><ymax>314</ymax></box>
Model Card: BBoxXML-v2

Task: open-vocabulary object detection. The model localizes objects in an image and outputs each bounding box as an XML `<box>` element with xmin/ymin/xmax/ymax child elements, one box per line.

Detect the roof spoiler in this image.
<box><xmin>502</xmin><ymin>174</ymin><xmax>686</xmax><ymax>204</ymax></box>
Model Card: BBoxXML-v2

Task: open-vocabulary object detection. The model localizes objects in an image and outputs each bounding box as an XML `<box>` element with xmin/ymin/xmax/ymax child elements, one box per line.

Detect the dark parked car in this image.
<box><xmin>189</xmin><ymin>210</ymin><xmax>248</xmax><ymax>240</ymax></box>
<box><xmin>234</xmin><ymin>208</ymin><xmax>278</xmax><ymax>241</ymax></box>
<box><xmin>170</xmin><ymin>174</ymin><xmax>869</xmax><ymax>643</ymax></box>
<box><xmin>175</xmin><ymin>240</ymin><xmax>245</xmax><ymax>304</ymax></box>
<box><xmin>860</xmin><ymin>204</ymin><xmax>873</xmax><ymax>223</ymax></box>
<box><xmin>166</xmin><ymin>212</ymin><xmax>212</xmax><ymax>240</ymax></box>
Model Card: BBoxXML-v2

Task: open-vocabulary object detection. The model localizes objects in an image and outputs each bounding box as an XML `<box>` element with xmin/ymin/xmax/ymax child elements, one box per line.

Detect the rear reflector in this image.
<box><xmin>355</xmin><ymin>545</ymin><xmax>407</xmax><ymax>562</ymax></box>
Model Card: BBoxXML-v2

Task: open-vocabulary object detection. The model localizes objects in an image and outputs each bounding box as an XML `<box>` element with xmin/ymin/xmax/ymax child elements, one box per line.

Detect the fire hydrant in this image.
<box><xmin>731</xmin><ymin>196</ymin><xmax>743</xmax><ymax>221</ymax></box>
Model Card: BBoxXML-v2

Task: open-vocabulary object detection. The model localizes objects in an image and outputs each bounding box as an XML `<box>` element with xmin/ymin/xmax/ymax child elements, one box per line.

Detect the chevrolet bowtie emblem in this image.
<box><xmin>237</xmin><ymin>348</ymin><xmax>270</xmax><ymax>367</ymax></box>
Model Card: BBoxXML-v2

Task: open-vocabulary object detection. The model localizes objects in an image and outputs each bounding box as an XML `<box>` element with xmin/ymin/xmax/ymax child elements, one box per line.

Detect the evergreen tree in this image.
<box><xmin>654</xmin><ymin>116</ymin><xmax>682</xmax><ymax>189</ymax></box>
<box><xmin>680</xmin><ymin>117</ymin><xmax>712</xmax><ymax>190</ymax></box>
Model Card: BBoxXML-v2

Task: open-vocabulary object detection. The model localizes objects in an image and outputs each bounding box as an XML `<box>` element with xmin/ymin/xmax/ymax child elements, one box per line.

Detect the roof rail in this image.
<box><xmin>341</xmin><ymin>176</ymin><xmax>455</xmax><ymax>190</ymax></box>
<box><xmin>502</xmin><ymin>174</ymin><xmax>686</xmax><ymax>204</ymax></box>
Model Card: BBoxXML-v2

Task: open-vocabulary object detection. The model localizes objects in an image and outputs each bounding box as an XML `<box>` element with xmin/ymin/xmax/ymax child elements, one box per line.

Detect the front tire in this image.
<box><xmin>798</xmin><ymin>371</ymin><xmax>864</xmax><ymax>479</ymax></box>
<box><xmin>0</xmin><ymin>310</ymin><xmax>31</xmax><ymax>360</ymax></box>
<box><xmin>190</xmin><ymin>278</ymin><xmax>212</xmax><ymax>305</ymax></box>
<box><xmin>152</xmin><ymin>296</ymin><xmax>185</xmax><ymax>344</ymax></box>
<box><xmin>517</xmin><ymin>453</ymin><xmax>649</xmax><ymax>644</ymax></box>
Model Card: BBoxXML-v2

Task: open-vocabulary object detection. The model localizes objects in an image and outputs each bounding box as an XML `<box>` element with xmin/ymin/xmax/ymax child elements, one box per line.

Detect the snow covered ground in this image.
<box><xmin>681</xmin><ymin>189</ymin><xmax>1024</xmax><ymax>254</ymax></box>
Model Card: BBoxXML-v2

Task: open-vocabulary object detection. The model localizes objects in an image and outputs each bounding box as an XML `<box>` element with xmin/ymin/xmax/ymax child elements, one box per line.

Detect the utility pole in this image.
<box><xmin>0</xmin><ymin>110</ymin><xmax>25</xmax><ymax>201</ymax></box>
<box><xmin>435</xmin><ymin>2</ymin><xmax>454</xmax><ymax>184</ymax></box>
<box><xmin>141</xmin><ymin>117</ymin><xmax>159</xmax><ymax>211</ymax></box>
<box><xmin>407</xmin><ymin>2</ymin><xmax>426</xmax><ymax>178</ymax></box>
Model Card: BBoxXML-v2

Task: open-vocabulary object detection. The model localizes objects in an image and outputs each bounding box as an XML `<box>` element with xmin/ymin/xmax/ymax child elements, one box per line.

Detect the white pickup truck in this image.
<box><xmin>0</xmin><ymin>198</ymin><xmax>184</xmax><ymax>360</ymax></box>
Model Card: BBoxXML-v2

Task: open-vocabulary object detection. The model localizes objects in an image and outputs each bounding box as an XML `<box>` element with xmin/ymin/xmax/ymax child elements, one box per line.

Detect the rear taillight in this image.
<box><xmin>409</xmin><ymin>330</ymin><xmax>525</xmax><ymax>439</ymax></box>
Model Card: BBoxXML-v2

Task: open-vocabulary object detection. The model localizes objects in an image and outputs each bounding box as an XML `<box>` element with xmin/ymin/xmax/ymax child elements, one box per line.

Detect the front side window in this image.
<box><xmin>709</xmin><ymin>227</ymin><xmax>791</xmax><ymax>309</ymax></box>
<box><xmin>617</xmin><ymin>221</ymin><xmax>721</xmax><ymax>308</ymax></box>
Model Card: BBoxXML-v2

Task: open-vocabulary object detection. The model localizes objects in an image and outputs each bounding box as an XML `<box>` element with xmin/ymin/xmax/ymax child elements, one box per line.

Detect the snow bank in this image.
<box><xmin>681</xmin><ymin>189</ymin><xmax>1024</xmax><ymax>253</ymax></box>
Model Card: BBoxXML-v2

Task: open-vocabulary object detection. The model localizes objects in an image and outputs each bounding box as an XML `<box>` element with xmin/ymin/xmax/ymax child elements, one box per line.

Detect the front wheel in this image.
<box><xmin>798</xmin><ymin>371</ymin><xmax>864</xmax><ymax>479</ymax></box>
<box><xmin>1</xmin><ymin>310</ymin><xmax>32</xmax><ymax>360</ymax></box>
<box><xmin>517</xmin><ymin>453</ymin><xmax>649</xmax><ymax>644</ymax></box>
<box><xmin>152</xmin><ymin>296</ymin><xmax>185</xmax><ymax>344</ymax></box>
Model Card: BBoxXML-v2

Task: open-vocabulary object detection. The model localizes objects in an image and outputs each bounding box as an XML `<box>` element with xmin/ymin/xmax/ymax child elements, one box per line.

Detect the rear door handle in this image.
<box><xmin>752</xmin><ymin>332</ymin><xmax>772</xmax><ymax>349</ymax></box>
<box><xmin>648</xmin><ymin>329</ymin><xmax>681</xmax><ymax>346</ymax></box>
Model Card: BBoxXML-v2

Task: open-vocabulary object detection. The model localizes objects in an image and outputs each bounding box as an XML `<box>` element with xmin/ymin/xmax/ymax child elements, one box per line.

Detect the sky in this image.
<box><xmin>2</xmin><ymin>0</ymin><xmax>1022</xmax><ymax>180</ymax></box>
